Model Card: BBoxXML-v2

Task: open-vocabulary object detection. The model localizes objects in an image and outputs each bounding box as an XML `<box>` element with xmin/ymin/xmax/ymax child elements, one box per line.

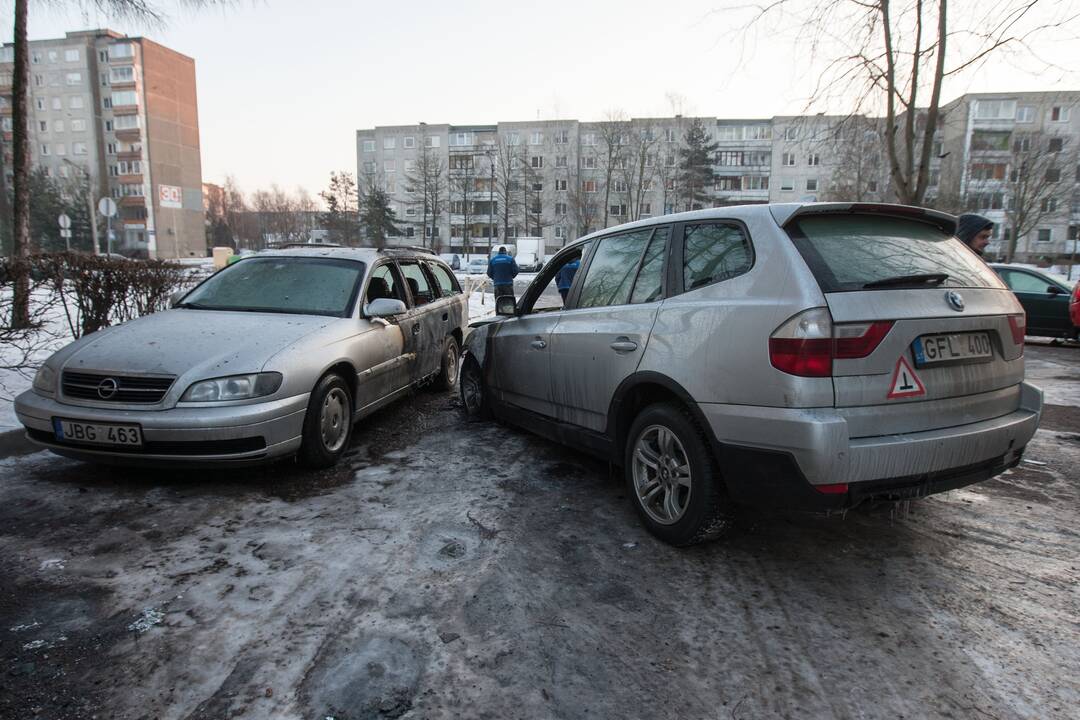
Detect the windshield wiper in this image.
<box><xmin>174</xmin><ymin>301</ymin><xmax>209</xmax><ymax>309</ymax></box>
<box><xmin>863</xmin><ymin>273</ymin><xmax>950</xmax><ymax>289</ymax></box>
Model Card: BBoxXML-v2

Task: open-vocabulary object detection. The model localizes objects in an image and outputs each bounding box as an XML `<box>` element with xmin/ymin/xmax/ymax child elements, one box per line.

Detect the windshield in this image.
<box><xmin>788</xmin><ymin>215</ymin><xmax>1005</xmax><ymax>292</ymax></box>
<box><xmin>180</xmin><ymin>257</ymin><xmax>365</xmax><ymax>316</ymax></box>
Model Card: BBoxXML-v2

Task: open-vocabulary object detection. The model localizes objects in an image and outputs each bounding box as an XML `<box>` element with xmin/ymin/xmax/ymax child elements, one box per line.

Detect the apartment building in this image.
<box><xmin>938</xmin><ymin>91</ymin><xmax>1080</xmax><ymax>260</ymax></box>
<box><xmin>359</xmin><ymin>91</ymin><xmax>1079</xmax><ymax>260</ymax></box>
<box><xmin>1</xmin><ymin>29</ymin><xmax>205</xmax><ymax>258</ymax></box>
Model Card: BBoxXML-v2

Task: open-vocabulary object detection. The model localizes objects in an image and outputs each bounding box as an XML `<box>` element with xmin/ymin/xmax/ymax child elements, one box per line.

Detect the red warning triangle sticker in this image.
<box><xmin>887</xmin><ymin>355</ymin><xmax>926</xmax><ymax>399</ymax></box>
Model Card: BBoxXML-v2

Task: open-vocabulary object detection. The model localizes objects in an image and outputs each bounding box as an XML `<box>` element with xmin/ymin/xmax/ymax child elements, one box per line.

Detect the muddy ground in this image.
<box><xmin>1</xmin><ymin>343</ymin><xmax>1078</xmax><ymax>720</ymax></box>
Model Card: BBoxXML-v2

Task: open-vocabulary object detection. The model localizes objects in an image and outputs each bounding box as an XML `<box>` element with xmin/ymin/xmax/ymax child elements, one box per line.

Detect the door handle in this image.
<box><xmin>530</xmin><ymin>338</ymin><xmax>547</xmax><ymax>350</ymax></box>
<box><xmin>412</xmin><ymin>323</ymin><xmax>421</xmax><ymax>335</ymax></box>
<box><xmin>610</xmin><ymin>337</ymin><xmax>638</xmax><ymax>353</ymax></box>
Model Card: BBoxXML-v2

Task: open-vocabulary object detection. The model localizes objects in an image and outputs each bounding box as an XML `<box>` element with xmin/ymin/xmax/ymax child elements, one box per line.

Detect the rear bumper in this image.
<box><xmin>699</xmin><ymin>382</ymin><xmax>1042</xmax><ymax>510</ymax></box>
<box><xmin>14</xmin><ymin>389</ymin><xmax>308</xmax><ymax>466</ymax></box>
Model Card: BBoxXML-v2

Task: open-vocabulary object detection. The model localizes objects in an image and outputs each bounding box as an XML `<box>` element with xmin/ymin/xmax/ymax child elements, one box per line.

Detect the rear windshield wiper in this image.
<box><xmin>863</xmin><ymin>273</ymin><xmax>950</xmax><ymax>289</ymax></box>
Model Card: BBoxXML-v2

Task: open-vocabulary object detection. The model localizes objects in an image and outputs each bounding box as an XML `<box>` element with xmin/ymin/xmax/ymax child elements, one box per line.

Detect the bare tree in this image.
<box><xmin>734</xmin><ymin>0</ymin><xmax>1079</xmax><ymax>206</ymax></box>
<box><xmin>404</xmin><ymin>128</ymin><xmax>447</xmax><ymax>250</ymax></box>
<box><xmin>1001</xmin><ymin>131</ymin><xmax>1079</xmax><ymax>262</ymax></box>
<box><xmin>594</xmin><ymin>112</ymin><xmax>630</xmax><ymax>228</ymax></box>
<box><xmin>822</xmin><ymin>116</ymin><xmax>888</xmax><ymax>202</ymax></box>
<box><xmin>620</xmin><ymin>121</ymin><xmax>661</xmax><ymax>222</ymax></box>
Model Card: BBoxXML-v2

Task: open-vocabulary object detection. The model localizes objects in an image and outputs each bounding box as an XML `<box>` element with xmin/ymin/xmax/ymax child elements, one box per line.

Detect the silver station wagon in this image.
<box><xmin>16</xmin><ymin>247</ymin><xmax>467</xmax><ymax>467</ymax></box>
<box><xmin>460</xmin><ymin>203</ymin><xmax>1043</xmax><ymax>545</ymax></box>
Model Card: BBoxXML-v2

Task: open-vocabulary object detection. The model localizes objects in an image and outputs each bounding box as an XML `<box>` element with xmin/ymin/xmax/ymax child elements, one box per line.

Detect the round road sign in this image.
<box><xmin>58</xmin><ymin>213</ymin><xmax>72</xmax><ymax>229</ymax></box>
<box><xmin>98</xmin><ymin>197</ymin><xmax>118</xmax><ymax>218</ymax></box>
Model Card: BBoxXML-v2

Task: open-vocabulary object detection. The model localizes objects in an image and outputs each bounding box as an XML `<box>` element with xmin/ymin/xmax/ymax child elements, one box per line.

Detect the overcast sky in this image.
<box><xmin>3</xmin><ymin>0</ymin><xmax>1076</xmax><ymax>198</ymax></box>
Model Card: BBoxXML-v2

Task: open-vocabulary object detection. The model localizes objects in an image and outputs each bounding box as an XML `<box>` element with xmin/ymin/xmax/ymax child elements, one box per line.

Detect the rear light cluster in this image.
<box><xmin>1007</xmin><ymin>313</ymin><xmax>1026</xmax><ymax>350</ymax></box>
<box><xmin>769</xmin><ymin>308</ymin><xmax>894</xmax><ymax>377</ymax></box>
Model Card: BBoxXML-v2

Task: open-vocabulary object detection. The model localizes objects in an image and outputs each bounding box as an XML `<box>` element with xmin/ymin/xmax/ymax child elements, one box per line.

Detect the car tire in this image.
<box><xmin>459</xmin><ymin>355</ymin><xmax>492</xmax><ymax>420</ymax></box>
<box><xmin>624</xmin><ymin>403</ymin><xmax>734</xmax><ymax>546</ymax></box>
<box><xmin>299</xmin><ymin>373</ymin><xmax>353</xmax><ymax>469</ymax></box>
<box><xmin>434</xmin><ymin>336</ymin><xmax>460</xmax><ymax>391</ymax></box>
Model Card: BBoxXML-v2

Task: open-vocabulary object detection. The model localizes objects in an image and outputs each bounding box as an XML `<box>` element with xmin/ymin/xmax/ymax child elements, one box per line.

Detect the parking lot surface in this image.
<box><xmin>1</xmin><ymin>343</ymin><xmax>1078</xmax><ymax>720</ymax></box>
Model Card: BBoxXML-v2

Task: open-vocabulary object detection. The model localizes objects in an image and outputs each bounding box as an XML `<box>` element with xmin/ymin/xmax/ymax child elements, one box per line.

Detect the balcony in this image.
<box><xmin>118</xmin><ymin>195</ymin><xmax>146</xmax><ymax>208</ymax></box>
<box><xmin>115</xmin><ymin>128</ymin><xmax>141</xmax><ymax>143</ymax></box>
<box><xmin>118</xmin><ymin>173</ymin><xmax>143</xmax><ymax>184</ymax></box>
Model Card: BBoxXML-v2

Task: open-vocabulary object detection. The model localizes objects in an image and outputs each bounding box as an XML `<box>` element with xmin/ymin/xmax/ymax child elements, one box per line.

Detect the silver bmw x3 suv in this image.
<box><xmin>460</xmin><ymin>203</ymin><xmax>1043</xmax><ymax>545</ymax></box>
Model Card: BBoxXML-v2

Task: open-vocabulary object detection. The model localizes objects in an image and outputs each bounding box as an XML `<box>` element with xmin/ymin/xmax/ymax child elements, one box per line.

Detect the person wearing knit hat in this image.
<box><xmin>955</xmin><ymin>213</ymin><xmax>994</xmax><ymax>256</ymax></box>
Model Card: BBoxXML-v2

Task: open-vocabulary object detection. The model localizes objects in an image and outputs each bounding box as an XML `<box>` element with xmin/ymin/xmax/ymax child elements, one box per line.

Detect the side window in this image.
<box><xmin>366</xmin><ymin>263</ymin><xmax>407</xmax><ymax>305</ymax></box>
<box><xmin>629</xmin><ymin>226</ymin><xmax>670</xmax><ymax>304</ymax></box>
<box><xmin>1001</xmin><ymin>270</ymin><xmax>1052</xmax><ymax>294</ymax></box>
<box><xmin>523</xmin><ymin>242</ymin><xmax>590</xmax><ymax>314</ymax></box>
<box><xmin>427</xmin><ymin>262</ymin><xmax>461</xmax><ymax>296</ymax></box>
<box><xmin>577</xmin><ymin>230</ymin><xmax>653</xmax><ymax>309</ymax></box>
<box><xmin>682</xmin><ymin>222</ymin><xmax>752</xmax><ymax>292</ymax></box>
<box><xmin>399</xmin><ymin>261</ymin><xmax>435</xmax><ymax>306</ymax></box>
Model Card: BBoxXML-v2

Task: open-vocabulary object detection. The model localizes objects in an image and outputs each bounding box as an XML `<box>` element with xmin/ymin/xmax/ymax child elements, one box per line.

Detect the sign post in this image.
<box><xmin>57</xmin><ymin>213</ymin><xmax>72</xmax><ymax>251</ymax></box>
<box><xmin>98</xmin><ymin>197</ymin><xmax>118</xmax><ymax>256</ymax></box>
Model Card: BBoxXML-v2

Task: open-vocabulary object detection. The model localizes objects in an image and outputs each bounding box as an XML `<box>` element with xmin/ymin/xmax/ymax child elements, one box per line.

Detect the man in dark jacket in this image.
<box><xmin>956</xmin><ymin>213</ymin><xmax>994</xmax><ymax>256</ymax></box>
<box><xmin>556</xmin><ymin>257</ymin><xmax>580</xmax><ymax>304</ymax></box>
<box><xmin>487</xmin><ymin>247</ymin><xmax>519</xmax><ymax>300</ymax></box>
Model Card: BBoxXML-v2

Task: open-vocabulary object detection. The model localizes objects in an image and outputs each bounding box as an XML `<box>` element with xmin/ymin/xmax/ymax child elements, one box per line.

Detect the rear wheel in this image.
<box><xmin>624</xmin><ymin>403</ymin><xmax>733</xmax><ymax>546</ymax></box>
<box><xmin>434</xmin><ymin>336</ymin><xmax>460</xmax><ymax>391</ymax></box>
<box><xmin>299</xmin><ymin>373</ymin><xmax>353</xmax><ymax>469</ymax></box>
<box><xmin>459</xmin><ymin>355</ymin><xmax>491</xmax><ymax>420</ymax></box>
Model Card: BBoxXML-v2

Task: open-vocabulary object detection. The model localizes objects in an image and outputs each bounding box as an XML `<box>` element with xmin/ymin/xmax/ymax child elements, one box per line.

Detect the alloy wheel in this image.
<box><xmin>631</xmin><ymin>424</ymin><xmax>692</xmax><ymax>525</ymax></box>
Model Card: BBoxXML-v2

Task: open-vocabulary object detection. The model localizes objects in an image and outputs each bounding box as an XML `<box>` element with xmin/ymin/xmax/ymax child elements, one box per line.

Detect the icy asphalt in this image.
<box><xmin>1</xmin><ymin>343</ymin><xmax>1078</xmax><ymax>720</ymax></box>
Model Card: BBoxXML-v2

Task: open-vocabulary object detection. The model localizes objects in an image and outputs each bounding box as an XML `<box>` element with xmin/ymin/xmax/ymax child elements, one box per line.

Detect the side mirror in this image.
<box><xmin>365</xmin><ymin>298</ymin><xmax>407</xmax><ymax>318</ymax></box>
<box><xmin>169</xmin><ymin>290</ymin><xmax>187</xmax><ymax>308</ymax></box>
<box><xmin>1047</xmin><ymin>285</ymin><xmax>1063</xmax><ymax>295</ymax></box>
<box><xmin>496</xmin><ymin>296</ymin><xmax>517</xmax><ymax>317</ymax></box>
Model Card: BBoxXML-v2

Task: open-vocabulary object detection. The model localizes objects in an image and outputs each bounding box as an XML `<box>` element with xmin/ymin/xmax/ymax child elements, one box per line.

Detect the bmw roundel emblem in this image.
<box><xmin>945</xmin><ymin>290</ymin><xmax>965</xmax><ymax>312</ymax></box>
<box><xmin>97</xmin><ymin>377</ymin><xmax>119</xmax><ymax>399</ymax></box>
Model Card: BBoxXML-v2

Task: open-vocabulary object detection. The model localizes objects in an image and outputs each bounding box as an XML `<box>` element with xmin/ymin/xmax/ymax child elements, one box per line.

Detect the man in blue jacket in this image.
<box><xmin>556</xmin><ymin>257</ymin><xmax>580</xmax><ymax>305</ymax></box>
<box><xmin>487</xmin><ymin>247</ymin><xmax>519</xmax><ymax>300</ymax></box>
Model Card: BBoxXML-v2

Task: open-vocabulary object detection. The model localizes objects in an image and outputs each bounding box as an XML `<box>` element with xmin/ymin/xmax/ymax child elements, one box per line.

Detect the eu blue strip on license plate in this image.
<box><xmin>52</xmin><ymin>417</ymin><xmax>64</xmax><ymax>439</ymax></box>
<box><xmin>911</xmin><ymin>338</ymin><xmax>926</xmax><ymax>365</ymax></box>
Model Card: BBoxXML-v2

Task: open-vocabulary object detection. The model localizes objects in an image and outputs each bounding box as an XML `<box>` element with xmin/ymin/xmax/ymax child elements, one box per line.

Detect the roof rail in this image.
<box><xmin>275</xmin><ymin>242</ymin><xmax>344</xmax><ymax>249</ymax></box>
<box><xmin>377</xmin><ymin>245</ymin><xmax>437</xmax><ymax>254</ymax></box>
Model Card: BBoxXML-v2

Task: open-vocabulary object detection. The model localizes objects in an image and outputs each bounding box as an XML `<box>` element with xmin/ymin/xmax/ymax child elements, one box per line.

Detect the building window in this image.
<box><xmin>31</xmin><ymin>51</ymin><xmax>41</xmax><ymax>64</ymax></box>
<box><xmin>55</xmin><ymin>143</ymin><xmax>66</xmax><ymax>156</ymax></box>
<box><xmin>403</xmin><ymin>136</ymin><xmax>415</xmax><ymax>149</ymax></box>
<box><xmin>64</xmin><ymin>49</ymin><xmax>79</xmax><ymax>62</ymax></box>
<box><xmin>505</xmin><ymin>132</ymin><xmax>519</xmax><ymax>146</ymax></box>
<box><xmin>582</xmin><ymin>156</ymin><xmax>596</xmax><ymax>169</ymax></box>
<box><xmin>449</xmin><ymin>155</ymin><xmax>473</xmax><ymax>170</ymax></box>
<box><xmin>1037</xmin><ymin>228</ymin><xmax>1052</xmax><ymax>242</ymax></box>
<box><xmin>1050</xmin><ymin>106</ymin><xmax>1070</xmax><ymax>122</ymax></box>
<box><xmin>109</xmin><ymin>66</ymin><xmax>135</xmax><ymax>83</ymax></box>
<box><xmin>555</xmin><ymin>179</ymin><xmax>568</xmax><ymax>191</ymax></box>
<box><xmin>104</xmin><ymin>120</ymin><xmax>114</xmax><ymax>132</ymax></box>
<box><xmin>1040</xmin><ymin>198</ymin><xmax>1058</xmax><ymax>212</ymax></box>
<box><xmin>449</xmin><ymin>132</ymin><xmax>472</xmax><ymax>147</ymax></box>
<box><xmin>363</xmin><ymin>161</ymin><xmax>376</xmax><ymax>173</ymax></box>
<box><xmin>38</xmin><ymin>120</ymin><xmax>48</xmax><ymax>132</ymax></box>
<box><xmin>806</xmin><ymin>178</ymin><xmax>818</xmax><ymax>191</ymax></box>
<box><xmin>780</xmin><ymin>178</ymin><xmax>794</xmax><ymax>191</ymax></box>
<box><xmin>383</xmin><ymin>137</ymin><xmax>397</xmax><ymax>150</ymax></box>
<box><xmin>782</xmin><ymin>152</ymin><xmax>796</xmax><ymax>166</ymax></box>
<box><xmin>970</xmin><ymin>163</ymin><xmax>1007</xmax><ymax>180</ymax></box>
<box><xmin>362</xmin><ymin>139</ymin><xmax>375</xmax><ymax>152</ymax></box>
<box><xmin>385</xmin><ymin>160</ymin><xmax>396</xmax><ymax>173</ymax></box>
<box><xmin>65</xmin><ymin>72</ymin><xmax>82</xmax><ymax>85</ymax></box>
<box><xmin>640</xmin><ymin>203</ymin><xmax>651</xmax><ymax>215</ymax></box>
<box><xmin>555</xmin><ymin>155</ymin><xmax>568</xmax><ymax>168</ymax></box>
<box><xmin>1014</xmin><ymin>136</ymin><xmax>1031</xmax><ymax>153</ymax></box>
<box><xmin>114</xmin><ymin>114</ymin><xmax>139</xmax><ymax>130</ymax></box>
<box><xmin>555</xmin><ymin>202</ymin><xmax>568</xmax><ymax>215</ymax></box>
<box><xmin>1048</xmin><ymin>137</ymin><xmax>1064</xmax><ymax>153</ymax></box>
<box><xmin>98</xmin><ymin>49</ymin><xmax>109</xmax><ymax>62</ymax></box>
<box><xmin>582</xmin><ymin>180</ymin><xmax>597</xmax><ymax>193</ymax></box>
<box><xmin>73</xmin><ymin>142</ymin><xmax>87</xmax><ymax>155</ymax></box>
<box><xmin>744</xmin><ymin>175</ymin><xmax>769</xmax><ymax>191</ymax></box>
<box><xmin>106</xmin><ymin>143</ymin><xmax>117</xmax><ymax>154</ymax></box>
<box><xmin>807</xmin><ymin>153</ymin><xmax>820</xmax><ymax>166</ymax></box>
<box><xmin>405</xmin><ymin>207</ymin><xmax>417</xmax><ymax>217</ymax></box>
<box><xmin>34</xmin><ymin>74</ymin><xmax>44</xmax><ymax>87</ymax></box>
<box><xmin>664</xmin><ymin>178</ymin><xmax>676</xmax><ymax>191</ymax></box>
<box><xmin>613</xmin><ymin>180</ymin><xmax>628</xmax><ymax>193</ymax></box>
<box><xmin>610</xmin><ymin>204</ymin><xmax>627</xmax><ymax>216</ymax></box>
<box><xmin>71</xmin><ymin>119</ymin><xmax>85</xmax><ymax>132</ymax></box>
<box><xmin>717</xmin><ymin>177</ymin><xmax>741</xmax><ymax>191</ymax></box>
<box><xmin>784</xmin><ymin>127</ymin><xmax>799</xmax><ymax>140</ymax></box>
<box><xmin>553</xmin><ymin>129</ymin><xmax>569</xmax><ymax>144</ymax></box>
<box><xmin>1046</xmin><ymin>168</ymin><xmax>1061</xmax><ymax>183</ymax></box>
<box><xmin>529</xmin><ymin>131</ymin><xmax>543</xmax><ymax>145</ymax></box>
<box><xmin>582</xmin><ymin>132</ymin><xmax>597</xmax><ymax>146</ymax></box>
<box><xmin>664</xmin><ymin>155</ymin><xmax>676</xmax><ymax>168</ymax></box>
<box><xmin>718</xmin><ymin>151</ymin><xmax>742</xmax><ymax>166</ymax></box>
<box><xmin>40</xmin><ymin>144</ymin><xmax>50</xmax><ymax>156</ymax></box>
<box><xmin>664</xmin><ymin>128</ymin><xmax>677</xmax><ymax>142</ymax></box>
<box><xmin>384</xmin><ymin>181</ymin><xmax>395</xmax><ymax>194</ymax></box>
<box><xmin>554</xmin><ymin>226</ymin><xmax>566</xmax><ymax>239</ymax></box>
<box><xmin>975</xmin><ymin>99</ymin><xmax>1016</xmax><ymax>120</ymax></box>
<box><xmin>425</xmin><ymin>135</ymin><xmax>441</xmax><ymax>148</ymax></box>
<box><xmin>1016</xmin><ymin>106</ymin><xmax>1035</xmax><ymax>123</ymax></box>
<box><xmin>111</xmin><ymin>43</ymin><xmax>135</xmax><ymax>59</ymax></box>
<box><xmin>35</xmin><ymin>97</ymin><xmax>45</xmax><ymax>110</ymax></box>
<box><xmin>100</xmin><ymin>72</ymin><xmax>108</xmax><ymax>87</ymax></box>
<box><xmin>111</xmin><ymin>90</ymin><xmax>137</xmax><ymax>107</ymax></box>
<box><xmin>531</xmin><ymin>156</ymin><xmax>543</xmax><ymax>169</ymax></box>
<box><xmin>532</xmin><ymin>181</ymin><xmax>543</xmax><ymax>192</ymax></box>
<box><xmin>102</xmin><ymin>97</ymin><xmax>112</xmax><ymax>109</ymax></box>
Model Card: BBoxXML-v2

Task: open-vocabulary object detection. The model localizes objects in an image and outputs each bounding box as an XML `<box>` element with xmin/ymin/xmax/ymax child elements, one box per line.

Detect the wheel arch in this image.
<box><xmin>318</xmin><ymin>360</ymin><xmax>359</xmax><ymax>410</ymax></box>
<box><xmin>608</xmin><ymin>372</ymin><xmax>718</xmax><ymax>466</ymax></box>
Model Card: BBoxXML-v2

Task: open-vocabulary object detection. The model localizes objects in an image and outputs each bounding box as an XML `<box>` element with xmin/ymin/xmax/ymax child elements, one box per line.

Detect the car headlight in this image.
<box><xmin>180</xmin><ymin>372</ymin><xmax>282</xmax><ymax>402</ymax></box>
<box><xmin>32</xmin><ymin>364</ymin><xmax>57</xmax><ymax>395</ymax></box>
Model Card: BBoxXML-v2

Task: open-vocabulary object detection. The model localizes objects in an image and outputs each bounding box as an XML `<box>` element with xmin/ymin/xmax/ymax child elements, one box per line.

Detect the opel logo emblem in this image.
<box><xmin>97</xmin><ymin>377</ymin><xmax>119</xmax><ymax>399</ymax></box>
<box><xmin>946</xmin><ymin>291</ymin><xmax>965</xmax><ymax>312</ymax></box>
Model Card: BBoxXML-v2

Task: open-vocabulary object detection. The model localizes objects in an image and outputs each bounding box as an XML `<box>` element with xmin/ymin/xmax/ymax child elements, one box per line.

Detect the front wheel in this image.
<box><xmin>624</xmin><ymin>403</ymin><xmax>733</xmax><ymax>546</ymax></box>
<box><xmin>299</xmin><ymin>373</ymin><xmax>353</xmax><ymax>469</ymax></box>
<box><xmin>459</xmin><ymin>355</ymin><xmax>492</xmax><ymax>420</ymax></box>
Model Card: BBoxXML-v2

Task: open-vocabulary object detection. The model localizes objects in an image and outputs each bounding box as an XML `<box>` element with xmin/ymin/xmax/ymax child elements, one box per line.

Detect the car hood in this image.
<box><xmin>58</xmin><ymin>309</ymin><xmax>336</xmax><ymax>380</ymax></box>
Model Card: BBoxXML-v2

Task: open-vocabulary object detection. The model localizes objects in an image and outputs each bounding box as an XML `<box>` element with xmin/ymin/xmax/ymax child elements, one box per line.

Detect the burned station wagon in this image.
<box><xmin>460</xmin><ymin>203</ymin><xmax>1043</xmax><ymax>545</ymax></box>
<box><xmin>16</xmin><ymin>247</ymin><xmax>467</xmax><ymax>467</ymax></box>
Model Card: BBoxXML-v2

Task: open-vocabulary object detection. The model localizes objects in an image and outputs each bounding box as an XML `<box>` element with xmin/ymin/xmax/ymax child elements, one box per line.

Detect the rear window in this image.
<box><xmin>789</xmin><ymin>215</ymin><xmax>1004</xmax><ymax>292</ymax></box>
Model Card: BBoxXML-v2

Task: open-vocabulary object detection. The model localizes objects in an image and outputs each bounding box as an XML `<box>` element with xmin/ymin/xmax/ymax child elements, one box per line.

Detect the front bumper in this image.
<box><xmin>700</xmin><ymin>382</ymin><xmax>1043</xmax><ymax>510</ymax></box>
<box><xmin>14</xmin><ymin>390</ymin><xmax>309</xmax><ymax>466</ymax></box>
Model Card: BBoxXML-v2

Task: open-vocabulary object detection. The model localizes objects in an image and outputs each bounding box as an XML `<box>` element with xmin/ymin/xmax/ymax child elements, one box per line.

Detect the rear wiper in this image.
<box><xmin>863</xmin><ymin>273</ymin><xmax>950</xmax><ymax>289</ymax></box>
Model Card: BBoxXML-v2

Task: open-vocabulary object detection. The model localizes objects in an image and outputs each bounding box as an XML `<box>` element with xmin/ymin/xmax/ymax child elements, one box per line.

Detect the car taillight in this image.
<box><xmin>769</xmin><ymin>309</ymin><xmax>894</xmax><ymax>377</ymax></box>
<box><xmin>1007</xmin><ymin>313</ymin><xmax>1026</xmax><ymax>348</ymax></box>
